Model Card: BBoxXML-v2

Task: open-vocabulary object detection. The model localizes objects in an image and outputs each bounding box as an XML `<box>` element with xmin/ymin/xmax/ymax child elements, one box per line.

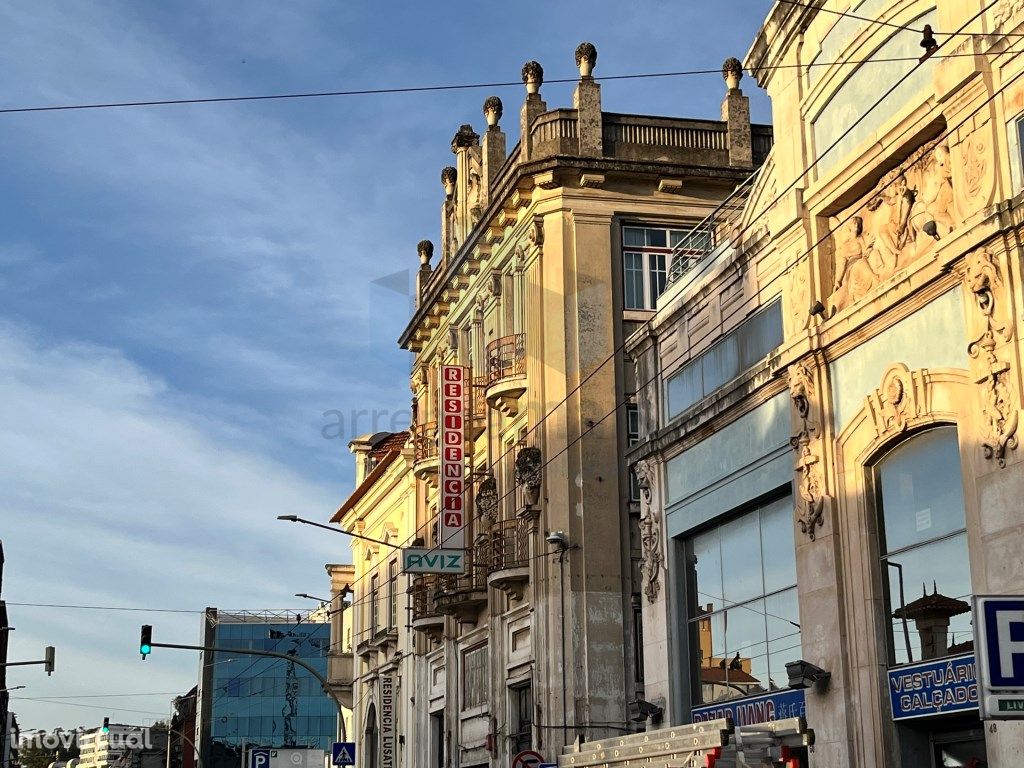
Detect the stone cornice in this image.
<box><xmin>398</xmin><ymin>155</ymin><xmax>757</xmax><ymax>349</ymax></box>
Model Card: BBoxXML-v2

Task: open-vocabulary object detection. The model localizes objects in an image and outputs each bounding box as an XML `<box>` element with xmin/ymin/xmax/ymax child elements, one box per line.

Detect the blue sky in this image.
<box><xmin>1</xmin><ymin>0</ymin><xmax>772</xmax><ymax>732</ymax></box>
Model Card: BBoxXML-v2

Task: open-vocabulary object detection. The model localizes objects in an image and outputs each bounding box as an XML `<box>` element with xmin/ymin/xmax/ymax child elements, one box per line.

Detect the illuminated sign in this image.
<box><xmin>439</xmin><ymin>365</ymin><xmax>467</xmax><ymax>550</ymax></box>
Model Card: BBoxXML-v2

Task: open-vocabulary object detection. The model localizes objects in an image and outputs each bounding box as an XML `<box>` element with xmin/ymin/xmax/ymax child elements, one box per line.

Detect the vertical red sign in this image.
<box><xmin>439</xmin><ymin>365</ymin><xmax>467</xmax><ymax>550</ymax></box>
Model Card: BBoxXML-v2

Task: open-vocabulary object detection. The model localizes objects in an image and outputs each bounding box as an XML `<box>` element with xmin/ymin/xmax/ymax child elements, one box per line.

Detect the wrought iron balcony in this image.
<box><xmin>409</xmin><ymin>574</ymin><xmax>444</xmax><ymax>641</ymax></box>
<box><xmin>432</xmin><ymin>546</ymin><xmax>490</xmax><ymax>622</ymax></box>
<box><xmin>469</xmin><ymin>375</ymin><xmax>488</xmax><ymax>438</ymax></box>
<box><xmin>485</xmin><ymin>333</ymin><xmax>527</xmax><ymax>416</ymax></box>
<box><xmin>487</xmin><ymin>517</ymin><xmax>531</xmax><ymax>600</ymax></box>
<box><xmin>411</xmin><ymin>420</ymin><xmax>439</xmax><ymax>482</ymax></box>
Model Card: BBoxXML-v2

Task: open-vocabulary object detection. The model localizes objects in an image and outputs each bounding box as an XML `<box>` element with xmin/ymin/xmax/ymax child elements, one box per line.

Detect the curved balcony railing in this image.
<box><xmin>412</xmin><ymin>420</ymin><xmax>438</xmax><ymax>463</ymax></box>
<box><xmin>489</xmin><ymin>517</ymin><xmax>530</xmax><ymax>572</ymax></box>
<box><xmin>433</xmin><ymin>546</ymin><xmax>490</xmax><ymax>620</ymax></box>
<box><xmin>486</xmin><ymin>334</ymin><xmax>526</xmax><ymax>386</ymax></box>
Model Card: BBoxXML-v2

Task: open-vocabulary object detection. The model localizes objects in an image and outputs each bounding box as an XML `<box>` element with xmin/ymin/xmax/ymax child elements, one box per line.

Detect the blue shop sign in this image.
<box><xmin>888</xmin><ymin>653</ymin><xmax>979</xmax><ymax>720</ymax></box>
<box><xmin>692</xmin><ymin>688</ymin><xmax>806</xmax><ymax>726</ymax></box>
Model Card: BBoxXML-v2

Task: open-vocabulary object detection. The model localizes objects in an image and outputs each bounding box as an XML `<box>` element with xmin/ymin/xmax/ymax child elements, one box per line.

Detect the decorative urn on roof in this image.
<box><xmin>521</xmin><ymin>60</ymin><xmax>544</xmax><ymax>95</ymax></box>
<box><xmin>575</xmin><ymin>42</ymin><xmax>597</xmax><ymax>78</ymax></box>
<box><xmin>722</xmin><ymin>57</ymin><xmax>743</xmax><ymax>91</ymax></box>
<box><xmin>440</xmin><ymin>166</ymin><xmax>457</xmax><ymax>198</ymax></box>
<box><xmin>483</xmin><ymin>96</ymin><xmax>503</xmax><ymax>128</ymax></box>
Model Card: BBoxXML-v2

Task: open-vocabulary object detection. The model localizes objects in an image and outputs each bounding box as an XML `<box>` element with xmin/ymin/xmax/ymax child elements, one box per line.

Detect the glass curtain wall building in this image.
<box><xmin>196</xmin><ymin>609</ymin><xmax>335</xmax><ymax>768</ymax></box>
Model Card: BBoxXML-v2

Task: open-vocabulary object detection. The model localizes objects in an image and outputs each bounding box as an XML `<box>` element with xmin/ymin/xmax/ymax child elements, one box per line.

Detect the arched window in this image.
<box><xmin>364</xmin><ymin>703</ymin><xmax>379</xmax><ymax>768</ymax></box>
<box><xmin>875</xmin><ymin>426</ymin><xmax>973</xmax><ymax>666</ymax></box>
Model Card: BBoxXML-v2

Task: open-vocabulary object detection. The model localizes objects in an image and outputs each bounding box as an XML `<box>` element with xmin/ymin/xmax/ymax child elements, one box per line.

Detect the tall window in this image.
<box><xmin>626</xmin><ymin>404</ymin><xmax>641</xmax><ymax>503</ymax></box>
<box><xmin>462</xmin><ymin>645</ymin><xmax>488</xmax><ymax>709</ymax></box>
<box><xmin>622</xmin><ymin>225</ymin><xmax>700</xmax><ymax>310</ymax></box>
<box><xmin>876</xmin><ymin>427</ymin><xmax>972</xmax><ymax>665</ymax></box>
<box><xmin>509</xmin><ymin>683</ymin><xmax>533</xmax><ymax>753</ymax></box>
<box><xmin>388</xmin><ymin>560</ymin><xmax>398</xmax><ymax>631</ymax></box>
<box><xmin>370</xmin><ymin>574</ymin><xmax>379</xmax><ymax>636</ymax></box>
<box><xmin>687</xmin><ymin>495</ymin><xmax>798</xmax><ymax>704</ymax></box>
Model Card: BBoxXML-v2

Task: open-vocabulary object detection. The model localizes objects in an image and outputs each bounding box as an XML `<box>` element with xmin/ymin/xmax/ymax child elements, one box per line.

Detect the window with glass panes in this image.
<box><xmin>622</xmin><ymin>225</ymin><xmax>704</xmax><ymax>310</ymax></box>
<box><xmin>370</xmin><ymin>574</ymin><xmax>379</xmax><ymax>636</ymax></box>
<box><xmin>462</xmin><ymin>644</ymin><xmax>488</xmax><ymax>709</ymax></box>
<box><xmin>875</xmin><ymin>426</ymin><xmax>973</xmax><ymax>665</ymax></box>
<box><xmin>388</xmin><ymin>560</ymin><xmax>398</xmax><ymax>631</ymax></box>
<box><xmin>509</xmin><ymin>683</ymin><xmax>533</xmax><ymax>753</ymax></box>
<box><xmin>687</xmin><ymin>495</ymin><xmax>798</xmax><ymax>705</ymax></box>
<box><xmin>626</xmin><ymin>404</ymin><xmax>641</xmax><ymax>502</ymax></box>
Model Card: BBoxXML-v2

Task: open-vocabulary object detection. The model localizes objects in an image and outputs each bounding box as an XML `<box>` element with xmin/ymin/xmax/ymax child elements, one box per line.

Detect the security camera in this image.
<box><xmin>546</xmin><ymin>530</ymin><xmax>569</xmax><ymax>549</ymax></box>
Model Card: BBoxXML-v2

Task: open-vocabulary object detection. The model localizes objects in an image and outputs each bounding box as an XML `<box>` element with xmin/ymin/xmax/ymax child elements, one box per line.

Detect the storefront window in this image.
<box><xmin>876</xmin><ymin>426</ymin><xmax>973</xmax><ymax>665</ymax></box>
<box><xmin>687</xmin><ymin>495</ymin><xmax>799</xmax><ymax>704</ymax></box>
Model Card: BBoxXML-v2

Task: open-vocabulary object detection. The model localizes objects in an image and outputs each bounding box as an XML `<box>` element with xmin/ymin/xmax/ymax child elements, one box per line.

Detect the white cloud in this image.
<box><xmin>0</xmin><ymin>321</ymin><xmax>348</xmax><ymax>727</ymax></box>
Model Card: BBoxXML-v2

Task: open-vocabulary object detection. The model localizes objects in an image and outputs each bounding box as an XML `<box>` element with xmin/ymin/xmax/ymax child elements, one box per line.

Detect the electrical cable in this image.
<box><xmin>0</xmin><ymin>52</ymin><xmax>1006</xmax><ymax>116</ymax></box>
<box><xmin>9</xmin><ymin>697</ymin><xmax>168</xmax><ymax>717</ymax></box>
<box><xmin>775</xmin><ymin>0</ymin><xmax>1024</xmax><ymax>36</ymax></box>
<box><xmin>307</xmin><ymin>0</ymin><xmax>1009</xmax><ymax>656</ymax></box>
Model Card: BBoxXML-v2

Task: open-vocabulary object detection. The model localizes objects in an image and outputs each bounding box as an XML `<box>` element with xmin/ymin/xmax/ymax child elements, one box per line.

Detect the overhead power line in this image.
<box><xmin>6</xmin><ymin>602</ymin><xmax>317</xmax><ymax>613</ymax></box>
<box><xmin>0</xmin><ymin>51</ymin><xmax>1001</xmax><ymax>116</ymax></box>
<box><xmin>327</xmin><ymin>0</ymin><xmax>1003</xmax><ymax>598</ymax></box>
<box><xmin>775</xmin><ymin>0</ymin><xmax>1024</xmax><ymax>36</ymax></box>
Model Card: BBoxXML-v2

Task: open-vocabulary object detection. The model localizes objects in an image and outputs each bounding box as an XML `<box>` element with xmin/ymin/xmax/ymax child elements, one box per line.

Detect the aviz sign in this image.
<box><xmin>440</xmin><ymin>365</ymin><xmax>467</xmax><ymax>549</ymax></box>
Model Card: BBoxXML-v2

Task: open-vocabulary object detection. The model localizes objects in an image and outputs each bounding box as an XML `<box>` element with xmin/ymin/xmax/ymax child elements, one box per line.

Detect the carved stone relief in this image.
<box><xmin>966</xmin><ymin>249</ymin><xmax>1019</xmax><ymax>467</ymax></box>
<box><xmin>994</xmin><ymin>0</ymin><xmax>1024</xmax><ymax>31</ymax></box>
<box><xmin>866</xmin><ymin>363</ymin><xmax>926</xmax><ymax>438</ymax></box>
<box><xmin>828</xmin><ymin>139</ymin><xmax>954</xmax><ymax>315</ymax></box>
<box><xmin>634</xmin><ymin>458</ymin><xmax>663</xmax><ymax>603</ymax></box>
<box><xmin>514</xmin><ymin>446</ymin><xmax>543</xmax><ymax>506</ymax></box>
<box><xmin>475</xmin><ymin>473</ymin><xmax>499</xmax><ymax>526</ymax></box>
<box><xmin>789</xmin><ymin>359</ymin><xmax>827</xmax><ymax>540</ymax></box>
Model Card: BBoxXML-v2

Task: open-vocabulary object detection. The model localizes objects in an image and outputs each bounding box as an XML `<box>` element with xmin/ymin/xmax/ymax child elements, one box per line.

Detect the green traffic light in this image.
<box><xmin>140</xmin><ymin>644</ymin><xmax>151</xmax><ymax>655</ymax></box>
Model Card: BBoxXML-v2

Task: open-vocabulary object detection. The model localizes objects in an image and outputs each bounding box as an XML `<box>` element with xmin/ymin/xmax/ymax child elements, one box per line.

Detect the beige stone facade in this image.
<box><xmin>625</xmin><ymin>1</ymin><xmax>1024</xmax><ymax>767</ymax></box>
<box><xmin>333</xmin><ymin>42</ymin><xmax>772</xmax><ymax>768</ymax></box>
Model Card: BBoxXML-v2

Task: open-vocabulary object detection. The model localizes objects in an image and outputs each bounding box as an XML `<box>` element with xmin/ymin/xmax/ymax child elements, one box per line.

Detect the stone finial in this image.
<box><xmin>451</xmin><ymin>124</ymin><xmax>480</xmax><ymax>152</ymax></box>
<box><xmin>722</xmin><ymin>57</ymin><xmax>743</xmax><ymax>91</ymax></box>
<box><xmin>441</xmin><ymin>166</ymin><xmax>457</xmax><ymax>197</ymax></box>
<box><xmin>521</xmin><ymin>60</ymin><xmax>544</xmax><ymax>94</ymax></box>
<box><xmin>575</xmin><ymin>42</ymin><xmax>597</xmax><ymax>78</ymax></box>
<box><xmin>417</xmin><ymin>239</ymin><xmax>434</xmax><ymax>267</ymax></box>
<box><xmin>483</xmin><ymin>96</ymin><xmax>503</xmax><ymax>127</ymax></box>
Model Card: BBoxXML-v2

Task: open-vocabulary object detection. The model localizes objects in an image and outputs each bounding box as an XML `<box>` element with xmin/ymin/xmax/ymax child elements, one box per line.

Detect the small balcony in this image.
<box><xmin>410</xmin><ymin>575</ymin><xmax>444</xmax><ymax>642</ymax></box>
<box><xmin>326</xmin><ymin>651</ymin><xmax>354</xmax><ymax>708</ymax></box>
<box><xmin>469</xmin><ymin>376</ymin><xmax>488</xmax><ymax>439</ymax></box>
<box><xmin>432</xmin><ymin>547</ymin><xmax>489</xmax><ymax>622</ymax></box>
<box><xmin>412</xmin><ymin>420</ymin><xmax>439</xmax><ymax>483</ymax></box>
<box><xmin>485</xmin><ymin>333</ymin><xmax>527</xmax><ymax>416</ymax></box>
<box><xmin>487</xmin><ymin>517</ymin><xmax>530</xmax><ymax>600</ymax></box>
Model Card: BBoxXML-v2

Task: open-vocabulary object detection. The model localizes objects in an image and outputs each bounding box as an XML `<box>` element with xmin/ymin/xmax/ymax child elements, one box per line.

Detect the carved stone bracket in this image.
<box><xmin>966</xmin><ymin>248</ymin><xmax>1019</xmax><ymax>467</ymax></box>
<box><xmin>789</xmin><ymin>359</ymin><xmax>829</xmax><ymax>540</ymax></box>
<box><xmin>475</xmin><ymin>473</ymin><xmax>499</xmax><ymax>526</ymax></box>
<box><xmin>514</xmin><ymin>446</ymin><xmax>543</xmax><ymax>506</ymax></box>
<box><xmin>635</xmin><ymin>458</ymin><xmax>663</xmax><ymax>602</ymax></box>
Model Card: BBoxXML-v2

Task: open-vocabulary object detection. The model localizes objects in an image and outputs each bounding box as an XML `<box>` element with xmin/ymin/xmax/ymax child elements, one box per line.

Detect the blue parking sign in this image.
<box><xmin>974</xmin><ymin>596</ymin><xmax>1024</xmax><ymax>719</ymax></box>
<box><xmin>249</xmin><ymin>749</ymin><xmax>270</xmax><ymax>768</ymax></box>
<box><xmin>332</xmin><ymin>743</ymin><xmax>356</xmax><ymax>767</ymax></box>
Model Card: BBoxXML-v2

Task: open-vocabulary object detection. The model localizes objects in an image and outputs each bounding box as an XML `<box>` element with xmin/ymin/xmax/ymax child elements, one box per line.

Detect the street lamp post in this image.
<box><xmin>276</xmin><ymin>516</ymin><xmax>401</xmax><ymax>550</ymax></box>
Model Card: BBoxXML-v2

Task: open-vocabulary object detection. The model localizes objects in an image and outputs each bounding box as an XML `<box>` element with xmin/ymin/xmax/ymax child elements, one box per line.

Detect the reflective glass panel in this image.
<box><xmin>721</xmin><ymin>511</ymin><xmax>762</xmax><ymax>605</ymax></box>
<box><xmin>877</xmin><ymin>426</ymin><xmax>965</xmax><ymax>552</ymax></box>
<box><xmin>624</xmin><ymin>252</ymin><xmax>645</xmax><ymax>310</ymax></box>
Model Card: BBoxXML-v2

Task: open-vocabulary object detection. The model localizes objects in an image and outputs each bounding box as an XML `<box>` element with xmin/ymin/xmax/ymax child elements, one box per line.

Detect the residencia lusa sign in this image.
<box><xmin>401</xmin><ymin>365</ymin><xmax>469</xmax><ymax>575</ymax></box>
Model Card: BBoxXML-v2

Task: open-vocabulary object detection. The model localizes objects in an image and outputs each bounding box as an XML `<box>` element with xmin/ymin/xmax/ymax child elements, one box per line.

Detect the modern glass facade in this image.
<box><xmin>200</xmin><ymin>614</ymin><xmax>335</xmax><ymax>768</ymax></box>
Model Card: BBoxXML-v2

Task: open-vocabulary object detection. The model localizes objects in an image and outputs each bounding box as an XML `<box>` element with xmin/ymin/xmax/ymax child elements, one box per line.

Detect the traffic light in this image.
<box><xmin>43</xmin><ymin>646</ymin><xmax>55</xmax><ymax>676</ymax></box>
<box><xmin>140</xmin><ymin>625</ymin><xmax>152</xmax><ymax>659</ymax></box>
<box><xmin>101</xmin><ymin>717</ymin><xmax>110</xmax><ymax>734</ymax></box>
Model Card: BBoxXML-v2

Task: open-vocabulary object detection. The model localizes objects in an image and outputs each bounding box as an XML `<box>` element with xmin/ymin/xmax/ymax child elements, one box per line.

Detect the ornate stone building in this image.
<box><xmin>333</xmin><ymin>42</ymin><xmax>771</xmax><ymax>768</ymax></box>
<box><xmin>625</xmin><ymin>1</ymin><xmax>1024</xmax><ymax>766</ymax></box>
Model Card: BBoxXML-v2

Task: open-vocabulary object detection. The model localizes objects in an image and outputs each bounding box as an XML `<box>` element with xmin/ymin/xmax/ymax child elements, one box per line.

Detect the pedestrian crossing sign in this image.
<box><xmin>331</xmin><ymin>743</ymin><xmax>355</xmax><ymax>767</ymax></box>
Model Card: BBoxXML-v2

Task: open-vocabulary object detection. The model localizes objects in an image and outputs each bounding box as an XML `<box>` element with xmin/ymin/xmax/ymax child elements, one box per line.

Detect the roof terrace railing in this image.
<box><xmin>665</xmin><ymin>168</ymin><xmax>760</xmax><ymax>287</ymax></box>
